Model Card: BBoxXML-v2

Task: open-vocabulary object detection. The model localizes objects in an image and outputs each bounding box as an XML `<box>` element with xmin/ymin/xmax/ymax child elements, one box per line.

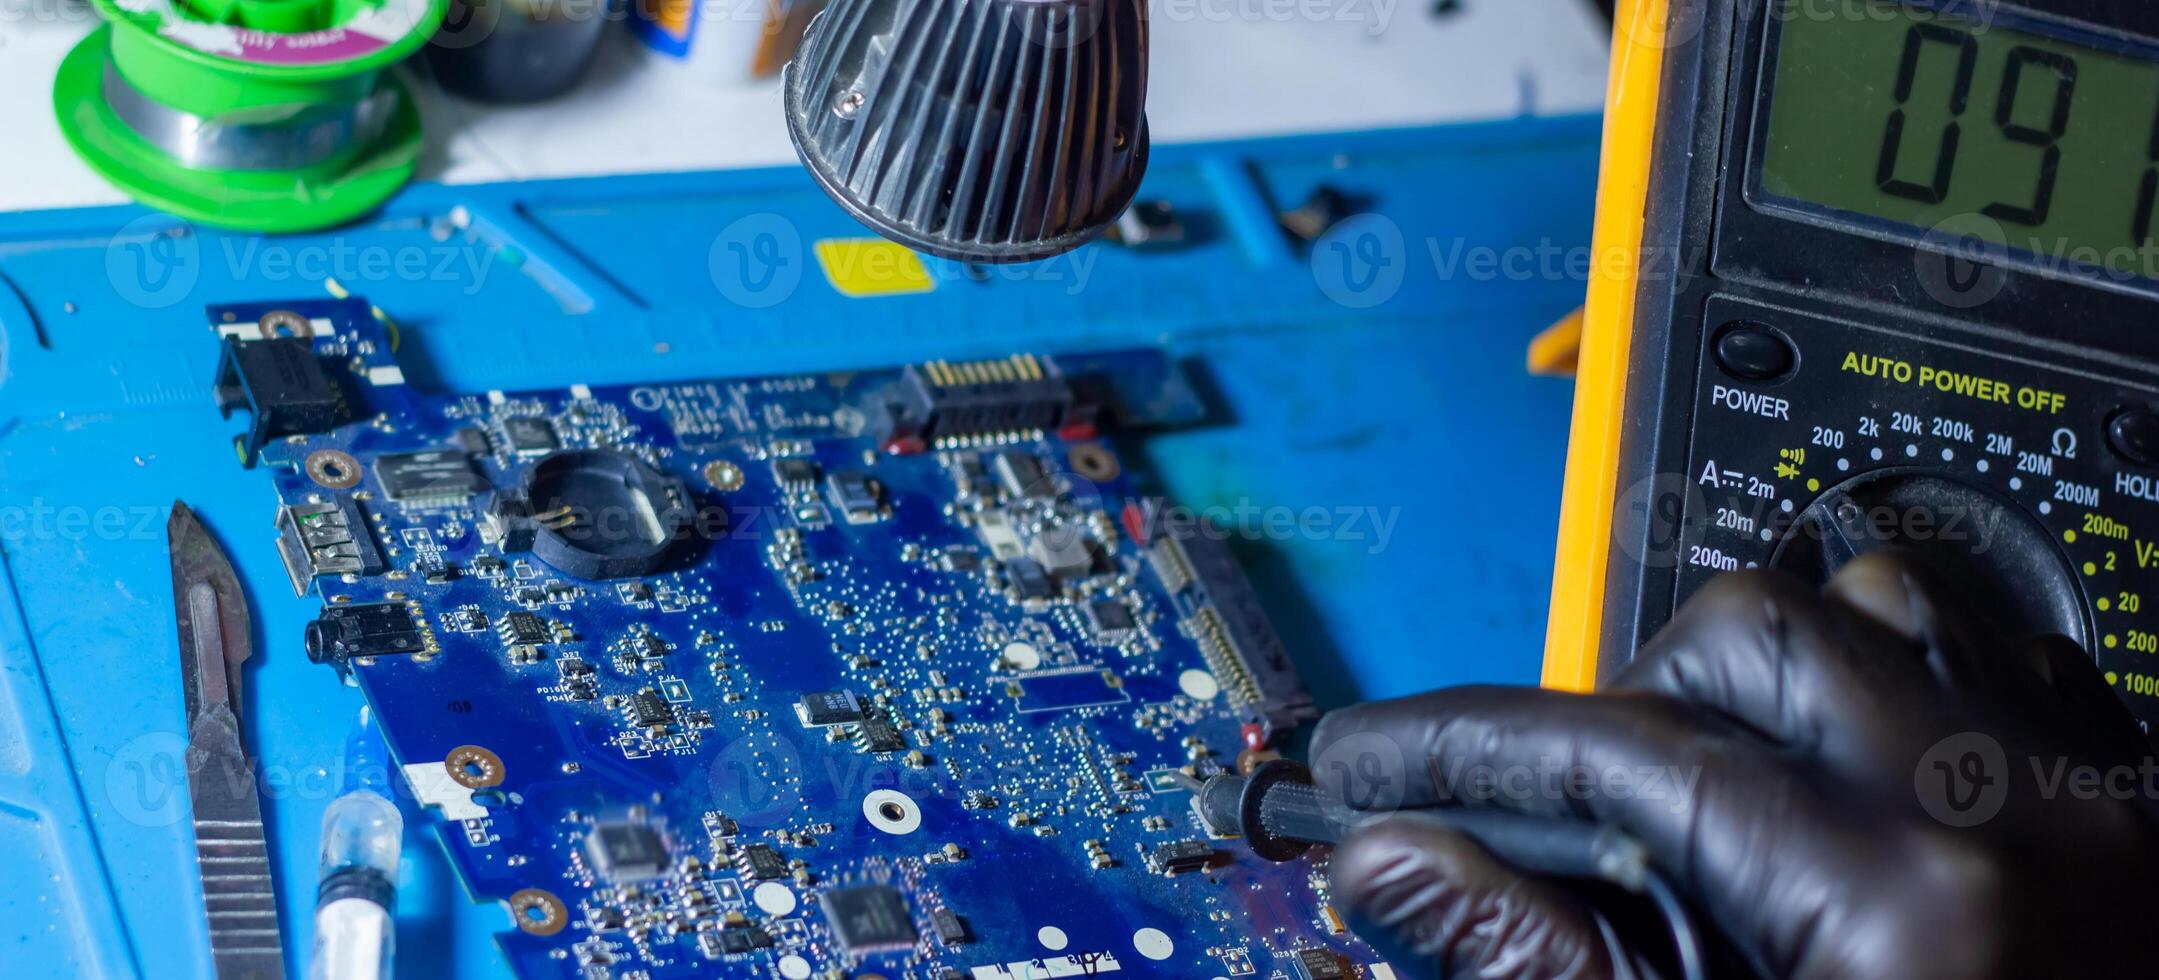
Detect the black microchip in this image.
<box><xmin>952</xmin><ymin>455</ymin><xmax>993</xmax><ymax>499</ymax></box>
<box><xmin>859</xmin><ymin>713</ymin><xmax>907</xmax><ymax>753</ymax></box>
<box><xmin>629</xmin><ymin>689</ymin><xmax>674</xmax><ymax>728</ymax></box>
<box><xmin>453</xmin><ymin>426</ymin><xmax>492</xmax><ymax>455</ymax></box>
<box><xmin>991</xmin><ymin>450</ymin><xmax>1051</xmax><ymax>497</ymax></box>
<box><xmin>823</xmin><ymin>885</ymin><xmax>917</xmax><ymax>955</ymax></box>
<box><xmin>374</xmin><ymin>450</ymin><xmax>488</xmax><ymax>503</ymax></box>
<box><xmin>1084</xmin><ymin>599</ymin><xmax>1136</xmax><ymax>636</ymax></box>
<box><xmin>1006</xmin><ymin>558</ymin><xmax>1054</xmax><ymax>600</ymax></box>
<box><xmin>1150</xmin><ymin>840</ymin><xmax>1217</xmax><ymax>875</ymax></box>
<box><xmin>304</xmin><ymin>603</ymin><xmax>428</xmax><ymax>666</ymax></box>
<box><xmin>1295</xmin><ymin>947</ymin><xmax>1349</xmax><ymax>980</ymax></box>
<box><xmin>737</xmin><ymin>843</ymin><xmax>788</xmax><ymax>880</ymax></box>
<box><xmin>584</xmin><ymin>822</ymin><xmax>669</xmax><ymax>880</ymax></box>
<box><xmin>826</xmin><ymin>471</ymin><xmax>883</xmax><ymax>518</ymax></box>
<box><xmin>715</xmin><ymin>925</ymin><xmax>774</xmax><ymax>953</ymax></box>
<box><xmin>503</xmin><ymin>416</ymin><xmax>561</xmax><ymax>454</ymax></box>
<box><xmin>559</xmin><ymin>659</ymin><xmax>595</xmax><ymax>678</ymax></box>
<box><xmin>797</xmin><ymin>690</ymin><xmax>864</xmax><ymax>726</ymax></box>
<box><xmin>774</xmin><ymin>459</ymin><xmax>821</xmax><ymax>488</ymax></box>
<box><xmin>931</xmin><ymin>907</ymin><xmax>969</xmax><ymax>945</ymax></box>
<box><xmin>637</xmin><ymin>632</ymin><xmax>669</xmax><ymax>659</ymax></box>
<box><xmin>942</xmin><ymin>547</ymin><xmax>981</xmax><ymax>572</ymax></box>
<box><xmin>499</xmin><ymin>611</ymin><xmax>548</xmax><ymax>644</ymax></box>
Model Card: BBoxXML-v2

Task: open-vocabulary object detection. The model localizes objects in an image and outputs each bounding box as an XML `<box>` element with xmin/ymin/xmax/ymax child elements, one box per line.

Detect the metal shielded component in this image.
<box><xmin>275</xmin><ymin>498</ymin><xmax>387</xmax><ymax>595</ymax></box>
<box><xmin>374</xmin><ymin>449</ymin><xmax>489</xmax><ymax>504</ymax></box>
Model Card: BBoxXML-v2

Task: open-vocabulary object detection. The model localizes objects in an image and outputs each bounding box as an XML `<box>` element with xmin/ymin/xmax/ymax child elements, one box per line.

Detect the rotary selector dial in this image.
<box><xmin>1769</xmin><ymin>470</ymin><xmax>2090</xmax><ymax>648</ymax></box>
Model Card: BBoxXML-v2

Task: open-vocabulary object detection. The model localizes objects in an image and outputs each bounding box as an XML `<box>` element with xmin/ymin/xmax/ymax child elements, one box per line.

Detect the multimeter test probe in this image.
<box><xmin>1187</xmin><ymin>760</ymin><xmax>1710</xmax><ymax>980</ymax></box>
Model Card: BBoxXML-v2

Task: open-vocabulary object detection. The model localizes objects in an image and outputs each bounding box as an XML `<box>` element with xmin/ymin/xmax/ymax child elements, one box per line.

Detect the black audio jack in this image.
<box><xmin>1183</xmin><ymin>760</ymin><xmax>1709</xmax><ymax>980</ymax></box>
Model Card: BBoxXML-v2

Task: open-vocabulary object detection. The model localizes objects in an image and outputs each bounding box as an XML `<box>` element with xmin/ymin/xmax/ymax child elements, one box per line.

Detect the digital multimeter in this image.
<box><xmin>1547</xmin><ymin>0</ymin><xmax>2159</xmax><ymax>735</ymax></box>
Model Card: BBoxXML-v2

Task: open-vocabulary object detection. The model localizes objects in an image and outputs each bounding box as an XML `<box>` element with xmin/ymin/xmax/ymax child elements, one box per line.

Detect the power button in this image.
<box><xmin>1714</xmin><ymin>323</ymin><xmax>1795</xmax><ymax>381</ymax></box>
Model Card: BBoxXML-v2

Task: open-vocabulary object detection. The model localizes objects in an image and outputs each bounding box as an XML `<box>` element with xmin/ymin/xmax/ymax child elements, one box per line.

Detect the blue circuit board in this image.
<box><xmin>215</xmin><ymin>296</ymin><xmax>1381</xmax><ymax>979</ymax></box>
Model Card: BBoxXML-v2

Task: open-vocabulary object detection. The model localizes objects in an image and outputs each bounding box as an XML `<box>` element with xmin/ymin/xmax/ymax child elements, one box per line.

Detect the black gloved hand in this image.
<box><xmin>1310</xmin><ymin>552</ymin><xmax>2159</xmax><ymax>980</ymax></box>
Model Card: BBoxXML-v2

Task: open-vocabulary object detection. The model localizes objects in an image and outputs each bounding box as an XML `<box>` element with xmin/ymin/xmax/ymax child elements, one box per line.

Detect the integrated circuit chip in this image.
<box><xmin>1084</xmin><ymin>599</ymin><xmax>1137</xmax><ymax>638</ymax></box>
<box><xmin>1294</xmin><ymin>947</ymin><xmax>1350</xmax><ymax>980</ymax></box>
<box><xmin>736</xmin><ymin>843</ymin><xmax>788</xmax><ymax>880</ymax></box>
<box><xmin>827</xmin><ymin>471</ymin><xmax>885</xmax><ymax>522</ymax></box>
<box><xmin>797</xmin><ymin>690</ymin><xmax>864</xmax><ymax>727</ymax></box>
<box><xmin>823</xmin><ymin>885</ymin><xmax>917</xmax><ymax>955</ymax></box>
<box><xmin>628</xmin><ymin>689</ymin><xmax>674</xmax><ymax>730</ymax></box>
<box><xmin>774</xmin><ymin>459</ymin><xmax>821</xmax><ymax>489</ymax></box>
<box><xmin>503</xmin><ymin>416</ymin><xmax>561</xmax><ymax>455</ymax></box>
<box><xmin>584</xmin><ymin>821</ymin><xmax>669</xmax><ymax>881</ymax></box>
<box><xmin>1006</xmin><ymin>558</ymin><xmax>1054</xmax><ymax>600</ymax></box>
<box><xmin>374</xmin><ymin>450</ymin><xmax>488</xmax><ymax>504</ymax></box>
<box><xmin>711</xmin><ymin>925</ymin><xmax>774</xmax><ymax>954</ymax></box>
<box><xmin>931</xmin><ymin>907</ymin><xmax>969</xmax><ymax>945</ymax></box>
<box><xmin>991</xmin><ymin>450</ymin><xmax>1051</xmax><ymax>498</ymax></box>
<box><xmin>498</xmin><ymin>611</ymin><xmax>548</xmax><ymax>645</ymax></box>
<box><xmin>1149</xmin><ymin>840</ymin><xmax>1218</xmax><ymax>875</ymax></box>
<box><xmin>858</xmin><ymin>713</ymin><xmax>908</xmax><ymax>753</ymax></box>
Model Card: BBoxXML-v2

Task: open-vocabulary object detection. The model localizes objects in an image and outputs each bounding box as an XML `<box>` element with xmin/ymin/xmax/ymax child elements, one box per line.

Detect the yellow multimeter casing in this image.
<box><xmin>1540</xmin><ymin>0</ymin><xmax>2159</xmax><ymax>733</ymax></box>
<box><xmin>1545</xmin><ymin>0</ymin><xmax>1685</xmax><ymax>692</ymax></box>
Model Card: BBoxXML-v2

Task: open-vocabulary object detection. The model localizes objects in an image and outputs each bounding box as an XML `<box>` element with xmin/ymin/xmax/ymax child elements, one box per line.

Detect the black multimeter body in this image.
<box><xmin>1570</xmin><ymin>0</ymin><xmax>2159</xmax><ymax>734</ymax></box>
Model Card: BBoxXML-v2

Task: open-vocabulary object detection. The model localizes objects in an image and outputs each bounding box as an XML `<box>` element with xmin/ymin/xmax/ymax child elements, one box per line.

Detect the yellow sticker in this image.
<box><xmin>815</xmin><ymin>239</ymin><xmax>935</xmax><ymax>298</ymax></box>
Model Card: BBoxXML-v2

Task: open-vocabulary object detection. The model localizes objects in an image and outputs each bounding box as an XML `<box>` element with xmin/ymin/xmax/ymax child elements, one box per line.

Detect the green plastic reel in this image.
<box><xmin>54</xmin><ymin>0</ymin><xmax>447</xmax><ymax>233</ymax></box>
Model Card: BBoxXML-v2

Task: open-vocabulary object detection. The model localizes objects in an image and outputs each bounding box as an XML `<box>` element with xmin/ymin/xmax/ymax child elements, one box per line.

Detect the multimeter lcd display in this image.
<box><xmin>1759</xmin><ymin>2</ymin><xmax>2159</xmax><ymax>283</ymax></box>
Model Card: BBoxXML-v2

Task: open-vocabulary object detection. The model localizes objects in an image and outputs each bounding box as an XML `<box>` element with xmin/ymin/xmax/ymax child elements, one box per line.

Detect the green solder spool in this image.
<box><xmin>54</xmin><ymin>0</ymin><xmax>447</xmax><ymax>233</ymax></box>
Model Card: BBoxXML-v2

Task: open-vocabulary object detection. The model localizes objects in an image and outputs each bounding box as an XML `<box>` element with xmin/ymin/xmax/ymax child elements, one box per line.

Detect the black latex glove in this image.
<box><xmin>1310</xmin><ymin>552</ymin><xmax>2159</xmax><ymax>980</ymax></box>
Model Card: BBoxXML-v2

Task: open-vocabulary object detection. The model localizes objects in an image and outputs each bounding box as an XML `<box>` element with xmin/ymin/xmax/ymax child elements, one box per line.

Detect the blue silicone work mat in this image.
<box><xmin>0</xmin><ymin>115</ymin><xmax>1599</xmax><ymax>980</ymax></box>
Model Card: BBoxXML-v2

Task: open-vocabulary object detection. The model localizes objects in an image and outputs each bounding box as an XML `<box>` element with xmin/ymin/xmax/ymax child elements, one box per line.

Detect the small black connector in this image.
<box><xmin>304</xmin><ymin>602</ymin><xmax>432</xmax><ymax>671</ymax></box>
<box><xmin>213</xmin><ymin>337</ymin><xmax>350</xmax><ymax>467</ymax></box>
<box><xmin>878</xmin><ymin>355</ymin><xmax>1074</xmax><ymax>451</ymax></box>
